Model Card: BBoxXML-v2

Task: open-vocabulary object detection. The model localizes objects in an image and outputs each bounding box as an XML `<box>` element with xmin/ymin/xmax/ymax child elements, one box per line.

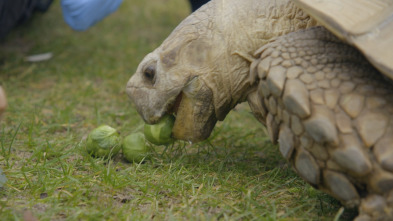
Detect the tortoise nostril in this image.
<box><xmin>143</xmin><ymin>66</ymin><xmax>156</xmax><ymax>83</ymax></box>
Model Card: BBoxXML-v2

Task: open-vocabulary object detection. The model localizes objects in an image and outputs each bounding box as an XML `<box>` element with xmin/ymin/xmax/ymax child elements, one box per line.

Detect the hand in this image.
<box><xmin>61</xmin><ymin>0</ymin><xmax>123</xmax><ymax>31</ymax></box>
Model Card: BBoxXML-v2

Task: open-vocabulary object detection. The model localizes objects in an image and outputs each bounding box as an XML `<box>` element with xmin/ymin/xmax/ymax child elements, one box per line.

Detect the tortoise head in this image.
<box><xmin>126</xmin><ymin>8</ymin><xmax>226</xmax><ymax>142</ymax></box>
<box><xmin>126</xmin><ymin>2</ymin><xmax>255</xmax><ymax>142</ymax></box>
<box><xmin>126</xmin><ymin>42</ymin><xmax>218</xmax><ymax>142</ymax></box>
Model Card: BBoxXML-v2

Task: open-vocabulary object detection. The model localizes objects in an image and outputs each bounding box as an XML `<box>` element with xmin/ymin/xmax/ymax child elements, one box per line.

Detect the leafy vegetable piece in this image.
<box><xmin>86</xmin><ymin>125</ymin><xmax>122</xmax><ymax>158</ymax></box>
<box><xmin>144</xmin><ymin>115</ymin><xmax>175</xmax><ymax>145</ymax></box>
<box><xmin>122</xmin><ymin>132</ymin><xmax>149</xmax><ymax>162</ymax></box>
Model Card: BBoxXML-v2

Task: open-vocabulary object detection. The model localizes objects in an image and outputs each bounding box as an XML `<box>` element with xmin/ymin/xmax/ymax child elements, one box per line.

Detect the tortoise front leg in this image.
<box><xmin>247</xmin><ymin>26</ymin><xmax>393</xmax><ymax>220</ymax></box>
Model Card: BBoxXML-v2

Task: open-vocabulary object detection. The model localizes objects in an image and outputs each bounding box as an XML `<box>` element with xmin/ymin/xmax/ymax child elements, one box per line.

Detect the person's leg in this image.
<box><xmin>34</xmin><ymin>0</ymin><xmax>54</xmax><ymax>12</ymax></box>
<box><xmin>0</xmin><ymin>0</ymin><xmax>28</xmax><ymax>38</ymax></box>
<box><xmin>0</xmin><ymin>0</ymin><xmax>54</xmax><ymax>39</ymax></box>
<box><xmin>189</xmin><ymin>0</ymin><xmax>210</xmax><ymax>12</ymax></box>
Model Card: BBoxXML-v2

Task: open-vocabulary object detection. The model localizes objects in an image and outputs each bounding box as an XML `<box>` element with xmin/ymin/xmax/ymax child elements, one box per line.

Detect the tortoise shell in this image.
<box><xmin>294</xmin><ymin>0</ymin><xmax>393</xmax><ymax>80</ymax></box>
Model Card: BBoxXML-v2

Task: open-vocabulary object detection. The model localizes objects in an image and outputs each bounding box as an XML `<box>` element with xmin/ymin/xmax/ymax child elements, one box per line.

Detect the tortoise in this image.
<box><xmin>126</xmin><ymin>0</ymin><xmax>393</xmax><ymax>219</ymax></box>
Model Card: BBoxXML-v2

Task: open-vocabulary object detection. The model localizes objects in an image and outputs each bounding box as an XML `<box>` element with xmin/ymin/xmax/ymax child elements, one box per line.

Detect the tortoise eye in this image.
<box><xmin>143</xmin><ymin>66</ymin><xmax>156</xmax><ymax>84</ymax></box>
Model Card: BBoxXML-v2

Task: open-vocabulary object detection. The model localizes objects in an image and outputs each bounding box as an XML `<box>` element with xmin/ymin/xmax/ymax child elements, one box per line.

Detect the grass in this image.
<box><xmin>0</xmin><ymin>0</ymin><xmax>356</xmax><ymax>220</ymax></box>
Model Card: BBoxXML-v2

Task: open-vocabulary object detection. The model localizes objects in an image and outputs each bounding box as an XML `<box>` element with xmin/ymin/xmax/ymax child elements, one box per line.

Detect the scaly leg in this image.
<box><xmin>247</xmin><ymin>26</ymin><xmax>393</xmax><ymax>219</ymax></box>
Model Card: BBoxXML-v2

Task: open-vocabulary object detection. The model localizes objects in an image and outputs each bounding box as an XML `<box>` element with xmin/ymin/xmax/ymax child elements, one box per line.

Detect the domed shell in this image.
<box><xmin>293</xmin><ymin>0</ymin><xmax>393</xmax><ymax>80</ymax></box>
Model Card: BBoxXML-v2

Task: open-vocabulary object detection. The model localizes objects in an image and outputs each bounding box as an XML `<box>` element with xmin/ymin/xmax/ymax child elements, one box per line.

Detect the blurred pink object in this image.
<box><xmin>0</xmin><ymin>86</ymin><xmax>7</xmax><ymax>118</ymax></box>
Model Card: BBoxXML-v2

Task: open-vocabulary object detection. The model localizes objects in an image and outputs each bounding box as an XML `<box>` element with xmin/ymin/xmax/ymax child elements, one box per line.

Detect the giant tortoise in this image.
<box><xmin>126</xmin><ymin>0</ymin><xmax>393</xmax><ymax>219</ymax></box>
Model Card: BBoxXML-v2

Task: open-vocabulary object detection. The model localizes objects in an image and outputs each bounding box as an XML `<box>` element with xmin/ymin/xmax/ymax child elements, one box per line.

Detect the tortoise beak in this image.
<box><xmin>171</xmin><ymin>77</ymin><xmax>217</xmax><ymax>142</ymax></box>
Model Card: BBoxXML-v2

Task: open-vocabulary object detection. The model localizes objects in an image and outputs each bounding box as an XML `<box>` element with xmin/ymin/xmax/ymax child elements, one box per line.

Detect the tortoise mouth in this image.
<box><xmin>168</xmin><ymin>80</ymin><xmax>217</xmax><ymax>142</ymax></box>
<box><xmin>169</xmin><ymin>92</ymin><xmax>183</xmax><ymax>116</ymax></box>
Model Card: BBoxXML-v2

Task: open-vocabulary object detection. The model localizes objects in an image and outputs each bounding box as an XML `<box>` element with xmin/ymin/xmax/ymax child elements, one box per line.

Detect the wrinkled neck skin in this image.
<box><xmin>187</xmin><ymin>0</ymin><xmax>315</xmax><ymax>116</ymax></box>
<box><xmin>126</xmin><ymin>0</ymin><xmax>316</xmax><ymax>142</ymax></box>
<box><xmin>161</xmin><ymin>0</ymin><xmax>316</xmax><ymax>118</ymax></box>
